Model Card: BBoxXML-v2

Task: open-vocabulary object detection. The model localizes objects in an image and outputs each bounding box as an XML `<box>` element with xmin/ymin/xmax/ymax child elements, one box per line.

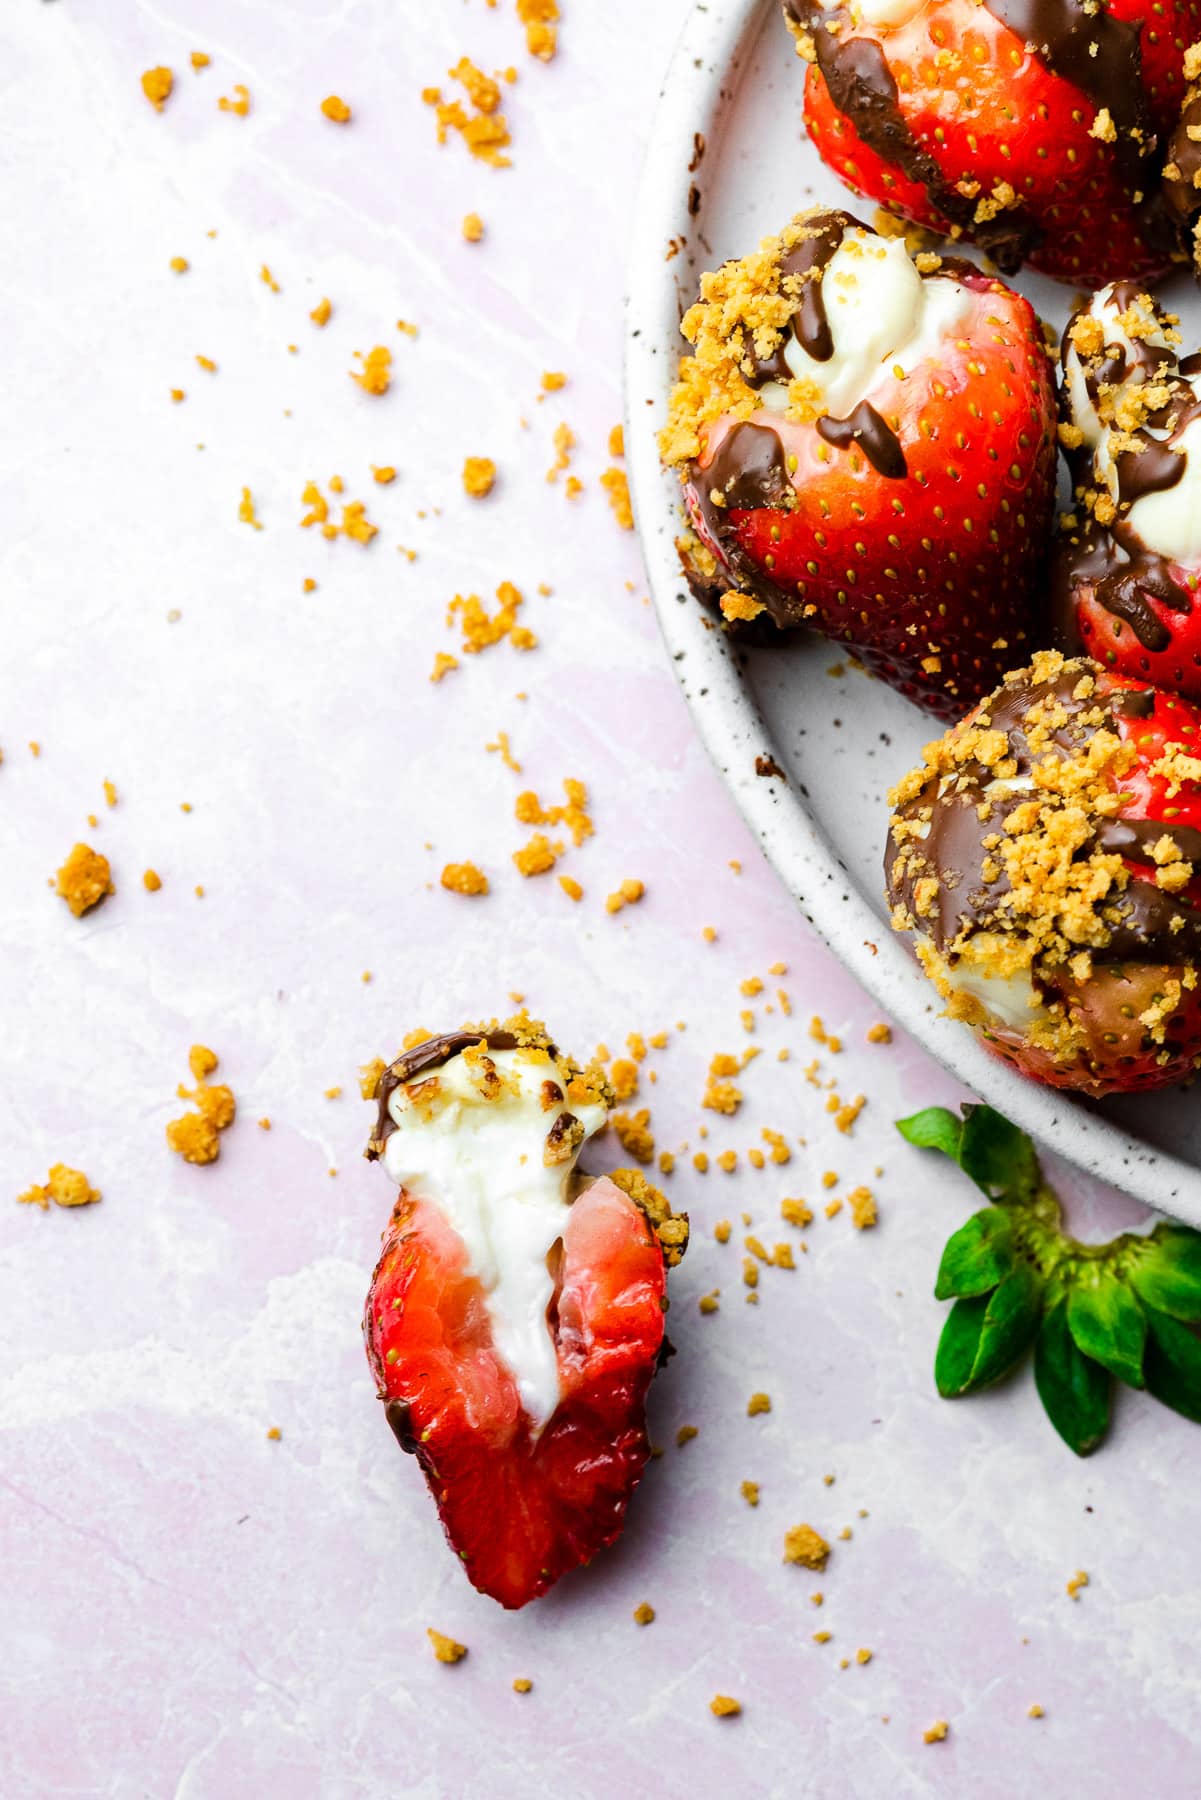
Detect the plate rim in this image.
<box><xmin>623</xmin><ymin>0</ymin><xmax>1201</xmax><ymax>1214</ymax></box>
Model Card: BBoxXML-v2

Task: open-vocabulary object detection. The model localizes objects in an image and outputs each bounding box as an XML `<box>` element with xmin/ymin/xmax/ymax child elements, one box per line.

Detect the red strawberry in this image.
<box><xmin>662</xmin><ymin>209</ymin><xmax>1056</xmax><ymax>719</ymax></box>
<box><xmin>362</xmin><ymin>1027</ymin><xmax>687</xmax><ymax>1609</ymax></box>
<box><xmin>785</xmin><ymin>0</ymin><xmax>1200</xmax><ymax>286</ymax></box>
<box><xmin>1053</xmin><ymin>282</ymin><xmax>1201</xmax><ymax>698</ymax></box>
<box><xmin>886</xmin><ymin>655</ymin><xmax>1201</xmax><ymax>1095</ymax></box>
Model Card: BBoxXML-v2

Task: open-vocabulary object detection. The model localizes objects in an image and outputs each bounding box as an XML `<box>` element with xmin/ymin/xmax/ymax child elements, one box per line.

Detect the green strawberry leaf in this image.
<box><xmin>934</xmin><ymin>1206</ymin><xmax>1015</xmax><ymax>1301</ymax></box>
<box><xmin>1066</xmin><ymin>1275</ymin><xmax>1147</xmax><ymax>1389</ymax></box>
<box><xmin>896</xmin><ymin>1103</ymin><xmax>1039</xmax><ymax>1204</ymax></box>
<box><xmin>957</xmin><ymin>1106</ymin><xmax>1040</xmax><ymax>1203</ymax></box>
<box><xmin>896</xmin><ymin>1106</ymin><xmax>963</xmax><ymax>1161</ymax></box>
<box><xmin>1128</xmin><ymin>1226</ymin><xmax>1201</xmax><ymax>1324</ymax></box>
<box><xmin>1034</xmin><ymin>1300</ymin><xmax>1110</xmax><ymax>1457</ymax></box>
<box><xmin>935</xmin><ymin>1264</ymin><xmax>1043</xmax><ymax>1396</ymax></box>
<box><xmin>1143</xmin><ymin>1308</ymin><xmax>1201</xmax><ymax>1424</ymax></box>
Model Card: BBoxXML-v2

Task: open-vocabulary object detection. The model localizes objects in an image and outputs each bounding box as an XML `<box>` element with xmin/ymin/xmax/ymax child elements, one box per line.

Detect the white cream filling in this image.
<box><xmin>947</xmin><ymin>962</ymin><xmax>1049</xmax><ymax>1034</ymax></box>
<box><xmin>818</xmin><ymin>0</ymin><xmax>927</xmax><ymax>26</ymax></box>
<box><xmin>382</xmin><ymin>1046</ymin><xmax>607</xmax><ymax>1431</ymax></box>
<box><xmin>757</xmin><ymin>230</ymin><xmax>972</xmax><ymax>421</ymax></box>
<box><xmin>1063</xmin><ymin>283</ymin><xmax>1201</xmax><ymax>567</ymax></box>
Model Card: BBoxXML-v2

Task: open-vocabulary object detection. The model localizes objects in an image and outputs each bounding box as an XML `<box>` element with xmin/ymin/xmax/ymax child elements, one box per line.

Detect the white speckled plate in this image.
<box><xmin>625</xmin><ymin>0</ymin><xmax>1201</xmax><ymax>1212</ymax></box>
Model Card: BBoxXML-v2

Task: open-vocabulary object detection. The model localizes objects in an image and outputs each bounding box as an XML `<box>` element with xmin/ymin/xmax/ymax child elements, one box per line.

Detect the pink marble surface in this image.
<box><xmin>2</xmin><ymin>2</ymin><xmax>1199</xmax><ymax>1795</ymax></box>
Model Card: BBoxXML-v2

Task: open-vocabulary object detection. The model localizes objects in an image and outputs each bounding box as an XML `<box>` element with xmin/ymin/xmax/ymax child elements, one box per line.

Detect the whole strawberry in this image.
<box><xmin>661</xmin><ymin>208</ymin><xmax>1057</xmax><ymax>719</ymax></box>
<box><xmin>362</xmin><ymin>1021</ymin><xmax>687</xmax><ymax>1609</ymax></box>
<box><xmin>784</xmin><ymin>0</ymin><xmax>1200</xmax><ymax>286</ymax></box>
<box><xmin>1054</xmin><ymin>282</ymin><xmax>1201</xmax><ymax>694</ymax></box>
<box><xmin>887</xmin><ymin>651</ymin><xmax>1201</xmax><ymax>1096</ymax></box>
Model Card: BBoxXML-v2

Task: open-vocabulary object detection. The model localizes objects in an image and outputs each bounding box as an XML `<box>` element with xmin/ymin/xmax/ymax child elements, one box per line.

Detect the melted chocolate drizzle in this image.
<box><xmin>816</xmin><ymin>400</ymin><xmax>908</xmax><ymax>479</ymax></box>
<box><xmin>744</xmin><ymin>209</ymin><xmax>862</xmax><ymax>384</ymax></box>
<box><xmin>886</xmin><ymin>662</ymin><xmax>1201</xmax><ymax>967</ymax></box>
<box><xmin>367</xmin><ymin>1028</ymin><xmax>522</xmax><ymax>1158</ymax></box>
<box><xmin>705</xmin><ymin>422</ymin><xmax>794</xmax><ymax>510</ymax></box>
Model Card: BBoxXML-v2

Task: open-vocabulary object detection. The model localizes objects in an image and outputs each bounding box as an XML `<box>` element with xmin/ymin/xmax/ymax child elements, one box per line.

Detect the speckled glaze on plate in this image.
<box><xmin>624</xmin><ymin>0</ymin><xmax>1201</xmax><ymax>1213</ymax></box>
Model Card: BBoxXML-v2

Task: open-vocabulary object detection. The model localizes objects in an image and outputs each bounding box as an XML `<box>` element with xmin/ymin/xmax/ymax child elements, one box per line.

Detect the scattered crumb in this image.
<box><xmin>372</xmin><ymin>466</ymin><xmax>397</xmax><ymax>485</ymax></box>
<box><xmin>218</xmin><ymin>84</ymin><xmax>251</xmax><ymax>117</ymax></box>
<box><xmin>783</xmin><ymin>1525</ymin><xmax>830</xmax><ymax>1570</ymax></box>
<box><xmin>266</xmin><ymin>1426</ymin><xmax>282</xmax><ymax>1441</ymax></box>
<box><xmin>167</xmin><ymin>1046</ymin><xmax>236</xmax><ymax>1165</ymax></box>
<box><xmin>714</xmin><ymin>1220</ymin><xmax>731</xmax><ymax>1243</ymax></box>
<box><xmin>608</xmin><ymin>423</ymin><xmax>625</xmax><ymax>458</ymax></box>
<box><xmin>605</xmin><ymin>879</ymin><xmax>645</xmax><ymax>915</ymax></box>
<box><xmin>848</xmin><ymin>1186</ymin><xmax>878</xmax><ymax>1230</ymax></box>
<box><xmin>462</xmin><ymin>212</ymin><xmax>485</xmax><ymax>242</ymax></box>
<box><xmin>191</xmin><ymin>51</ymin><xmax>210</xmax><ymax>70</ymax></box>
<box><xmin>169</xmin><ymin>256</ymin><xmax>189</xmax><ymax>274</ymax></box>
<box><xmin>238</xmin><ymin>487</ymin><xmax>263</xmax><ymax>531</ymax></box>
<box><xmin>55</xmin><ymin>844</ymin><xmax>113</xmax><ymax>918</ymax></box>
<box><xmin>447</xmin><ymin>581</ymin><xmax>536</xmax><ymax>655</ymax></box>
<box><xmin>1067</xmin><ymin>1569</ymin><xmax>1089</xmax><ymax>1601</ymax></box>
<box><xmin>321</xmin><ymin>95</ymin><xmax>352</xmax><ymax>123</ymax></box>
<box><xmin>440</xmin><ymin>861</ymin><xmax>489</xmax><ymax>897</ymax></box>
<box><xmin>424</xmin><ymin>60</ymin><xmax>512</xmax><ymax>167</ymax></box>
<box><xmin>141</xmin><ymin>66</ymin><xmax>174</xmax><ymax>111</ymax></box>
<box><xmin>710</xmin><ymin>1695</ymin><xmax>741</xmax><ymax>1719</ymax></box>
<box><xmin>1028</xmin><ymin>1704</ymin><xmax>1045</xmax><ymax>1719</ymax></box>
<box><xmin>427</xmin><ymin>1629</ymin><xmax>467</xmax><ymax>1665</ymax></box>
<box><xmin>258</xmin><ymin>1118</ymin><xmax>271</xmax><ymax>1131</ymax></box>
<box><xmin>513</xmin><ymin>1678</ymin><xmax>532</xmax><ymax>1694</ymax></box>
<box><xmin>747</xmin><ymin>1392</ymin><xmax>771</xmax><ymax>1418</ymax></box>
<box><xmin>142</xmin><ymin>869</ymin><xmax>162</xmax><ymax>892</ymax></box>
<box><xmin>740</xmin><ymin>1480</ymin><xmax>760</xmax><ymax>1507</ymax></box>
<box><xmin>698</xmin><ymin>1291</ymin><xmax>720</xmax><ymax>1314</ymax></box>
<box><xmin>259</xmin><ymin>265</ymin><xmax>280</xmax><ymax>294</ymax></box>
<box><xmin>463</xmin><ymin>456</ymin><xmax>496</xmax><ymax>498</ymax></box>
<box><xmin>600</xmin><ymin>467</ymin><xmax>634</xmax><ymax>529</ymax></box>
<box><xmin>196</xmin><ymin>355</ymin><xmax>217</xmax><ymax>373</ymax></box>
<box><xmin>431</xmin><ymin>652</ymin><xmax>460</xmax><ymax>682</ymax></box>
<box><xmin>351</xmin><ymin>346</ymin><xmax>392</xmax><ymax>395</ymax></box>
<box><xmin>924</xmin><ymin>1721</ymin><xmax>949</xmax><ymax>1745</ymax></box>
<box><xmin>310</xmin><ymin>298</ymin><xmax>332</xmax><ymax>327</ymax></box>
<box><xmin>867</xmin><ymin>1022</ymin><xmax>892</xmax><ymax>1044</ymax></box>
<box><xmin>813</xmin><ymin>1630</ymin><xmax>832</xmax><ymax>1645</ymax></box>
<box><xmin>17</xmin><ymin>1164</ymin><xmax>101</xmax><ymax>1211</ymax></box>
<box><xmin>633</xmin><ymin>1603</ymin><xmax>655</xmax><ymax>1626</ymax></box>
<box><xmin>676</xmin><ymin>1424</ymin><xmax>698</xmax><ymax>1447</ymax></box>
<box><xmin>856</xmin><ymin>1649</ymin><xmax>873</xmax><ymax>1666</ymax></box>
<box><xmin>558</xmin><ymin>874</ymin><xmax>583</xmax><ymax>901</ymax></box>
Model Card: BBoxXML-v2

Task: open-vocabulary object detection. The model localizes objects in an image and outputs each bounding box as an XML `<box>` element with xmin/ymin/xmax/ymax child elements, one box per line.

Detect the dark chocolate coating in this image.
<box><xmin>367</xmin><ymin>1029</ymin><xmax>522</xmax><ymax>1159</ymax></box>
<box><xmin>886</xmin><ymin>663</ymin><xmax>1201</xmax><ymax>967</ymax></box>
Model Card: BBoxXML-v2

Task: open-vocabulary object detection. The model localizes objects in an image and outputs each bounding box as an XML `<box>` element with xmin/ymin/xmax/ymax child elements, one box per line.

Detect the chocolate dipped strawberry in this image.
<box><xmin>784</xmin><ymin>0</ymin><xmax>1199</xmax><ymax>286</ymax></box>
<box><xmin>1054</xmin><ymin>282</ymin><xmax>1201</xmax><ymax>695</ymax></box>
<box><xmin>886</xmin><ymin>651</ymin><xmax>1201</xmax><ymax>1095</ymax></box>
<box><xmin>660</xmin><ymin>208</ymin><xmax>1056</xmax><ymax>718</ymax></box>
<box><xmin>362</xmin><ymin>1019</ymin><xmax>688</xmax><ymax>1609</ymax></box>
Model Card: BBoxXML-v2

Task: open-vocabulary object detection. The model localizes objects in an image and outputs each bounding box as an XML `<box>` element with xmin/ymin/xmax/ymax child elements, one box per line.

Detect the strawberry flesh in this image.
<box><xmin>364</xmin><ymin>1175</ymin><xmax>669</xmax><ymax>1609</ymax></box>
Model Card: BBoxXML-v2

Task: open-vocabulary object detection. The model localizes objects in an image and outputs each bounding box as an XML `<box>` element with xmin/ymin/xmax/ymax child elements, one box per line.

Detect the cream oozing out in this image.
<box><xmin>382</xmin><ymin>1046</ymin><xmax>608</xmax><ymax>1431</ymax></box>
<box><xmin>755</xmin><ymin>229</ymin><xmax>972</xmax><ymax>422</ymax></box>
<box><xmin>1063</xmin><ymin>283</ymin><xmax>1201</xmax><ymax>567</ymax></box>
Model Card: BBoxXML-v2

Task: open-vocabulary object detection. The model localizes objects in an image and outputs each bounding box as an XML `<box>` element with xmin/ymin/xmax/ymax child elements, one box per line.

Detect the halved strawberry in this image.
<box><xmin>362</xmin><ymin>1023</ymin><xmax>687</xmax><ymax>1609</ymax></box>
<box><xmin>1054</xmin><ymin>282</ymin><xmax>1201</xmax><ymax>698</ymax></box>
<box><xmin>662</xmin><ymin>209</ymin><xmax>1056</xmax><ymax>718</ymax></box>
<box><xmin>786</xmin><ymin>0</ymin><xmax>1199</xmax><ymax>286</ymax></box>
<box><xmin>887</xmin><ymin>654</ymin><xmax>1201</xmax><ymax>1095</ymax></box>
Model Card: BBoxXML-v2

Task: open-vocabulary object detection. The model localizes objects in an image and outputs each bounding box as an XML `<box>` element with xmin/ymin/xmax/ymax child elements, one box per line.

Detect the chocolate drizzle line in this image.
<box><xmin>744</xmin><ymin>209</ymin><xmax>861</xmax><ymax>384</ymax></box>
<box><xmin>705</xmin><ymin>422</ymin><xmax>794</xmax><ymax>510</ymax></box>
<box><xmin>886</xmin><ymin>662</ymin><xmax>1201</xmax><ymax>966</ymax></box>
<box><xmin>1055</xmin><ymin>287</ymin><xmax>1201</xmax><ymax>653</ymax></box>
<box><xmin>367</xmin><ymin>1028</ymin><xmax>522</xmax><ymax>1159</ymax></box>
<box><xmin>816</xmin><ymin>400</ymin><xmax>908</xmax><ymax>479</ymax></box>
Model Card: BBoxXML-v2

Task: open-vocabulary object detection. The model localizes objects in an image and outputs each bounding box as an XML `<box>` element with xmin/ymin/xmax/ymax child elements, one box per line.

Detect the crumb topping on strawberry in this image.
<box><xmin>887</xmin><ymin>650</ymin><xmax>1201</xmax><ymax>1091</ymax></box>
<box><xmin>661</xmin><ymin>207</ymin><xmax>1056</xmax><ymax>716</ymax></box>
<box><xmin>1054</xmin><ymin>282</ymin><xmax>1201</xmax><ymax>687</ymax></box>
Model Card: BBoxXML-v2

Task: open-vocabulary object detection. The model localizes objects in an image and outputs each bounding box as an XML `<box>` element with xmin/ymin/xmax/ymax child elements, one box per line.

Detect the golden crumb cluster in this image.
<box><xmin>55</xmin><ymin>843</ymin><xmax>113</xmax><ymax>918</ymax></box>
<box><xmin>351</xmin><ymin>346</ymin><xmax>392</xmax><ymax>395</ymax></box>
<box><xmin>518</xmin><ymin>0</ymin><xmax>560</xmax><ymax>59</ymax></box>
<box><xmin>447</xmin><ymin>581</ymin><xmax>537</xmax><ymax>656</ymax></box>
<box><xmin>18</xmin><ymin>1164</ymin><xmax>101</xmax><ymax>1211</ymax></box>
<box><xmin>423</xmin><ymin>59</ymin><xmax>513</xmax><ymax>167</ymax></box>
<box><xmin>441</xmin><ymin>861</ymin><xmax>489</xmax><ymax>897</ymax></box>
<box><xmin>462</xmin><ymin>456</ymin><xmax>496</xmax><ymax>498</ymax></box>
<box><xmin>608</xmin><ymin>1166</ymin><xmax>690</xmax><ymax>1265</ymax></box>
<box><xmin>300</xmin><ymin>479</ymin><xmax>379</xmax><ymax>544</ymax></box>
<box><xmin>166</xmin><ymin>1044</ymin><xmax>237</xmax><ymax>1166</ymax></box>
<box><xmin>659</xmin><ymin>209</ymin><xmax>834</xmax><ymax>468</ymax></box>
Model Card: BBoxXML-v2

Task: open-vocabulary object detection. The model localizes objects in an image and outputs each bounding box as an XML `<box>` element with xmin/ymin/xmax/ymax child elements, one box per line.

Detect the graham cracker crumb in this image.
<box><xmin>709</xmin><ymin>1695</ymin><xmax>741</xmax><ymax>1719</ymax></box>
<box><xmin>310</xmin><ymin>298</ymin><xmax>332</xmax><ymax>327</ymax></box>
<box><xmin>633</xmin><ymin>1602</ymin><xmax>656</xmax><ymax>1626</ymax></box>
<box><xmin>513</xmin><ymin>1678</ymin><xmax>532</xmax><ymax>1693</ymax></box>
<box><xmin>518</xmin><ymin>0</ymin><xmax>559</xmax><ymax>58</ymax></box>
<box><xmin>440</xmin><ymin>861</ymin><xmax>489</xmax><ymax>896</ymax></box>
<box><xmin>740</xmin><ymin>1480</ymin><xmax>760</xmax><ymax>1506</ymax></box>
<box><xmin>600</xmin><ymin>467</ymin><xmax>634</xmax><ymax>529</ymax></box>
<box><xmin>558</xmin><ymin>874</ymin><xmax>583</xmax><ymax>901</ymax></box>
<box><xmin>424</xmin><ymin>61</ymin><xmax>512</xmax><ymax>167</ymax></box>
<box><xmin>1067</xmin><ymin>1569</ymin><xmax>1089</xmax><ymax>1600</ymax></box>
<box><xmin>431</xmin><ymin>652</ymin><xmax>460</xmax><ymax>682</ymax></box>
<box><xmin>747</xmin><ymin>1392</ymin><xmax>771</xmax><ymax>1417</ymax></box>
<box><xmin>783</xmin><ymin>1524</ymin><xmax>830</xmax><ymax>1570</ymax></box>
<box><xmin>55</xmin><ymin>844</ymin><xmax>113</xmax><ymax>918</ymax></box>
<box><xmin>463</xmin><ymin>456</ymin><xmax>496</xmax><ymax>497</ymax></box>
<box><xmin>676</xmin><ymin>1424</ymin><xmax>698</xmax><ymax>1447</ymax></box>
<box><xmin>18</xmin><ymin>1164</ymin><xmax>101</xmax><ymax>1210</ymax></box>
<box><xmin>141</xmin><ymin>67</ymin><xmax>174</xmax><ymax>111</ymax></box>
<box><xmin>351</xmin><ymin>346</ymin><xmax>392</xmax><ymax>395</ymax></box>
<box><xmin>217</xmin><ymin>84</ymin><xmax>251</xmax><ymax>117</ymax></box>
<box><xmin>427</xmin><ymin>1628</ymin><xmax>467</xmax><ymax>1664</ymax></box>
<box><xmin>924</xmin><ymin>1721</ymin><xmax>949</xmax><ymax>1745</ymax></box>
<box><xmin>848</xmin><ymin>1186</ymin><xmax>878</xmax><ymax>1230</ymax></box>
<box><xmin>321</xmin><ymin>95</ymin><xmax>352</xmax><ymax>123</ymax></box>
<box><xmin>462</xmin><ymin>212</ymin><xmax>485</xmax><ymax>242</ymax></box>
